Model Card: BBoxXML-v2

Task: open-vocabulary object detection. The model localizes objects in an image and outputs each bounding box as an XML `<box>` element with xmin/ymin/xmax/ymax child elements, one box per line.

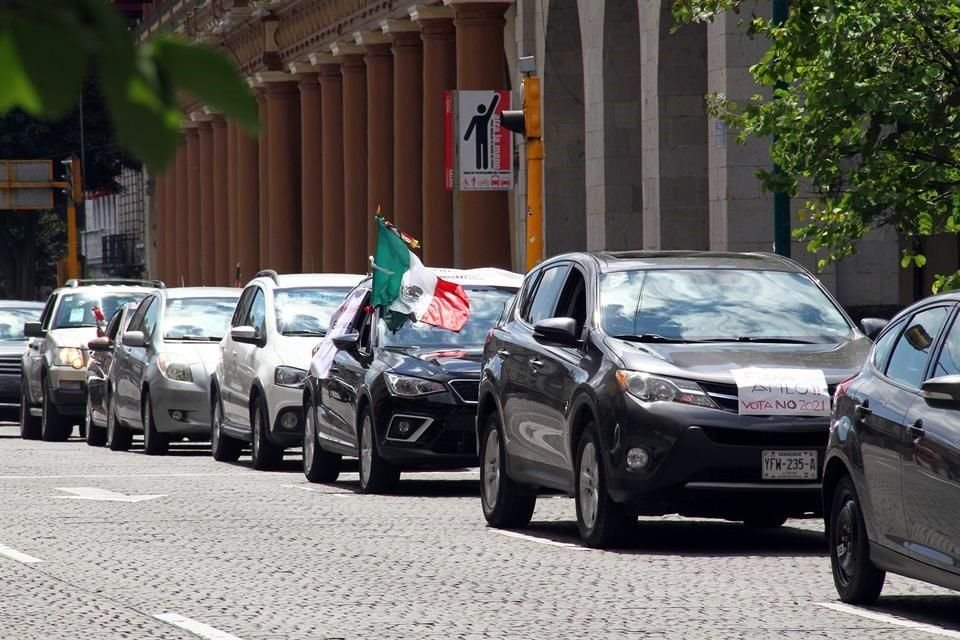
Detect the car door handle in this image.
<box><xmin>528</xmin><ymin>358</ymin><xmax>544</xmax><ymax>371</ymax></box>
<box><xmin>854</xmin><ymin>402</ymin><xmax>872</xmax><ymax>420</ymax></box>
<box><xmin>497</xmin><ymin>349</ymin><xmax>511</xmax><ymax>359</ymax></box>
<box><xmin>909</xmin><ymin>419</ymin><xmax>925</xmax><ymax>441</ymax></box>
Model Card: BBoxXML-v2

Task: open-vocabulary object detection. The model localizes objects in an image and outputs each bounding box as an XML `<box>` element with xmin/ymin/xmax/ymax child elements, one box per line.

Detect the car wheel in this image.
<box><xmin>142</xmin><ymin>391</ymin><xmax>169</xmax><ymax>456</ymax></box>
<box><xmin>107</xmin><ymin>391</ymin><xmax>132</xmax><ymax>452</ymax></box>
<box><xmin>40</xmin><ymin>376</ymin><xmax>71</xmax><ymax>442</ymax></box>
<box><xmin>251</xmin><ymin>398</ymin><xmax>282</xmax><ymax>471</ymax></box>
<box><xmin>84</xmin><ymin>398</ymin><xmax>107</xmax><ymax>447</ymax></box>
<box><xmin>210</xmin><ymin>393</ymin><xmax>241</xmax><ymax>463</ymax></box>
<box><xmin>357</xmin><ymin>410</ymin><xmax>399</xmax><ymax>494</ymax></box>
<box><xmin>575</xmin><ymin>424</ymin><xmax>634</xmax><ymax>549</ymax></box>
<box><xmin>830</xmin><ymin>476</ymin><xmax>886</xmax><ymax>604</ymax></box>
<box><xmin>480</xmin><ymin>412</ymin><xmax>536</xmax><ymax>528</ymax></box>
<box><xmin>19</xmin><ymin>377</ymin><xmax>41</xmax><ymax>440</ymax></box>
<box><xmin>303</xmin><ymin>402</ymin><xmax>340</xmax><ymax>483</ymax></box>
<box><xmin>742</xmin><ymin>514</ymin><xmax>789</xmax><ymax>529</ymax></box>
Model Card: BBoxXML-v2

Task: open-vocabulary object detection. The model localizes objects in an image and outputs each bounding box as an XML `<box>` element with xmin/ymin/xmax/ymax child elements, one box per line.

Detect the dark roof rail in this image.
<box><xmin>65</xmin><ymin>278</ymin><xmax>165</xmax><ymax>289</ymax></box>
<box><xmin>254</xmin><ymin>269</ymin><xmax>280</xmax><ymax>285</ymax></box>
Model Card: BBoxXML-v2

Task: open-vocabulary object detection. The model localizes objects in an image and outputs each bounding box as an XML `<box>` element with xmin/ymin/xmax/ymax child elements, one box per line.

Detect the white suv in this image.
<box><xmin>210</xmin><ymin>271</ymin><xmax>363</xmax><ymax>470</ymax></box>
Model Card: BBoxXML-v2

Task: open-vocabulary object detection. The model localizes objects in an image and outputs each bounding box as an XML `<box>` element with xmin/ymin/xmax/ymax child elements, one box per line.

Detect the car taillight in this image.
<box><xmin>835</xmin><ymin>374</ymin><xmax>857</xmax><ymax>400</ymax></box>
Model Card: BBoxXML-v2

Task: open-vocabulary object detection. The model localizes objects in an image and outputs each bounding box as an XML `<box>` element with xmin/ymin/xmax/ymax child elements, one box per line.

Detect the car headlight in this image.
<box><xmin>55</xmin><ymin>347</ymin><xmax>86</xmax><ymax>369</ymax></box>
<box><xmin>157</xmin><ymin>353</ymin><xmax>194</xmax><ymax>382</ymax></box>
<box><xmin>275</xmin><ymin>366</ymin><xmax>307</xmax><ymax>388</ymax></box>
<box><xmin>615</xmin><ymin>370</ymin><xmax>719</xmax><ymax>409</ymax></box>
<box><xmin>384</xmin><ymin>372</ymin><xmax>447</xmax><ymax>397</ymax></box>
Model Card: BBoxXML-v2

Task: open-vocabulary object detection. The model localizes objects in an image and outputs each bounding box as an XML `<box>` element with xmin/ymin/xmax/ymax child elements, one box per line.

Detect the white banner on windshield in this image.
<box><xmin>731</xmin><ymin>367</ymin><xmax>831</xmax><ymax>416</ymax></box>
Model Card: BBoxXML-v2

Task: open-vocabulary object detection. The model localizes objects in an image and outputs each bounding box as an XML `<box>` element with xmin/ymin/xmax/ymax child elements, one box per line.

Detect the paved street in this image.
<box><xmin>0</xmin><ymin>423</ymin><xmax>957</xmax><ymax>640</ymax></box>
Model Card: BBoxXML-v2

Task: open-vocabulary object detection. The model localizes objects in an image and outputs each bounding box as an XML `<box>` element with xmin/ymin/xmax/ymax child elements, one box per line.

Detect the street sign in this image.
<box><xmin>0</xmin><ymin>160</ymin><xmax>54</xmax><ymax>210</ymax></box>
<box><xmin>457</xmin><ymin>90</ymin><xmax>512</xmax><ymax>191</ymax></box>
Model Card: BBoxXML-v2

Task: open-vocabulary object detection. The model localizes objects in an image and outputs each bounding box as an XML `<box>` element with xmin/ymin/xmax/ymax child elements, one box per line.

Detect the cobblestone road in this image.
<box><xmin>0</xmin><ymin>424</ymin><xmax>956</xmax><ymax>640</ymax></box>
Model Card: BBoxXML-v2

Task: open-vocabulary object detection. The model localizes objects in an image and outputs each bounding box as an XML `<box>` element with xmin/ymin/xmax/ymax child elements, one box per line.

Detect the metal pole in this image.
<box><xmin>772</xmin><ymin>0</ymin><xmax>790</xmax><ymax>257</ymax></box>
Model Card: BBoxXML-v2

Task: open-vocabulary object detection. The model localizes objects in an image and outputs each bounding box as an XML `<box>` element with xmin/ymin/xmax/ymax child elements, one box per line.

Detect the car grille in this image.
<box><xmin>448</xmin><ymin>379</ymin><xmax>479</xmax><ymax>404</ymax></box>
<box><xmin>431</xmin><ymin>429</ymin><xmax>476</xmax><ymax>455</ymax></box>
<box><xmin>699</xmin><ymin>381</ymin><xmax>837</xmax><ymax>414</ymax></box>
<box><xmin>700</xmin><ymin>426</ymin><xmax>828</xmax><ymax>448</ymax></box>
<box><xmin>0</xmin><ymin>355</ymin><xmax>20</xmax><ymax>376</ymax></box>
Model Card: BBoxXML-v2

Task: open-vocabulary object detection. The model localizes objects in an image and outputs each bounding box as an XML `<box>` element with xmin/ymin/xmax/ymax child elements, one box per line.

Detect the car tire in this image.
<box><xmin>251</xmin><ymin>397</ymin><xmax>282</xmax><ymax>471</ymax></box>
<box><xmin>84</xmin><ymin>399</ymin><xmax>107</xmax><ymax>447</ymax></box>
<box><xmin>107</xmin><ymin>391</ymin><xmax>132</xmax><ymax>452</ymax></box>
<box><xmin>303</xmin><ymin>402</ymin><xmax>340</xmax><ymax>483</ymax></box>
<box><xmin>480</xmin><ymin>413</ymin><xmax>536</xmax><ymax>529</ymax></box>
<box><xmin>142</xmin><ymin>391</ymin><xmax>169</xmax><ymax>456</ymax></box>
<box><xmin>742</xmin><ymin>514</ymin><xmax>789</xmax><ymax>529</ymax></box>
<box><xmin>829</xmin><ymin>476</ymin><xmax>886</xmax><ymax>604</ymax></box>
<box><xmin>357</xmin><ymin>410</ymin><xmax>399</xmax><ymax>494</ymax></box>
<box><xmin>210</xmin><ymin>393</ymin><xmax>241</xmax><ymax>463</ymax></box>
<box><xmin>19</xmin><ymin>378</ymin><xmax>41</xmax><ymax>440</ymax></box>
<box><xmin>40</xmin><ymin>377</ymin><xmax>71</xmax><ymax>442</ymax></box>
<box><xmin>575</xmin><ymin>424</ymin><xmax>634</xmax><ymax>549</ymax></box>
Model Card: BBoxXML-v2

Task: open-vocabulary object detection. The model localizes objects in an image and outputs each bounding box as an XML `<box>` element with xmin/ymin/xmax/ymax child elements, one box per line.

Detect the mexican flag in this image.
<box><xmin>371</xmin><ymin>217</ymin><xmax>470</xmax><ymax>332</ymax></box>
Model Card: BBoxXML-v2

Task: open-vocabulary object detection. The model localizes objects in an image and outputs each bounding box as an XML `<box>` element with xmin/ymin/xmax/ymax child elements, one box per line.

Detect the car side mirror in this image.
<box><xmin>860</xmin><ymin>318</ymin><xmax>889</xmax><ymax>341</ymax></box>
<box><xmin>332</xmin><ymin>331</ymin><xmax>360</xmax><ymax>350</ymax></box>
<box><xmin>121</xmin><ymin>331</ymin><xmax>146</xmax><ymax>348</ymax></box>
<box><xmin>921</xmin><ymin>375</ymin><xmax>960</xmax><ymax>405</ymax></box>
<box><xmin>87</xmin><ymin>336</ymin><xmax>112</xmax><ymax>352</ymax></box>
<box><xmin>231</xmin><ymin>325</ymin><xmax>259</xmax><ymax>344</ymax></box>
<box><xmin>24</xmin><ymin>322</ymin><xmax>44</xmax><ymax>338</ymax></box>
<box><xmin>533</xmin><ymin>317</ymin><xmax>579</xmax><ymax>346</ymax></box>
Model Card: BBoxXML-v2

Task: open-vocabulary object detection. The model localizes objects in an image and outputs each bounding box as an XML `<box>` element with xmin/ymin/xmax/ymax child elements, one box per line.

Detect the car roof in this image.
<box><xmin>271</xmin><ymin>273</ymin><xmax>366</xmax><ymax>288</ymax></box>
<box><xmin>0</xmin><ymin>300</ymin><xmax>44</xmax><ymax>308</ymax></box>
<box><xmin>570</xmin><ymin>250</ymin><xmax>807</xmax><ymax>273</ymax></box>
<box><xmin>54</xmin><ymin>284</ymin><xmax>159</xmax><ymax>295</ymax></box>
<box><xmin>162</xmin><ymin>287</ymin><xmax>241</xmax><ymax>300</ymax></box>
<box><xmin>425</xmin><ymin>268</ymin><xmax>524</xmax><ymax>288</ymax></box>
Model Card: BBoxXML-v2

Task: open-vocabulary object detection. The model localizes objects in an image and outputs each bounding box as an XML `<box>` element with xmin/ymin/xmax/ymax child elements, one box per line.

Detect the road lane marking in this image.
<box><xmin>0</xmin><ymin>473</ymin><xmax>241</xmax><ymax>480</ymax></box>
<box><xmin>816</xmin><ymin>602</ymin><xmax>960</xmax><ymax>638</ymax></box>
<box><xmin>54</xmin><ymin>487</ymin><xmax>165</xmax><ymax>503</ymax></box>
<box><xmin>154</xmin><ymin>613</ymin><xmax>245</xmax><ymax>640</ymax></box>
<box><xmin>0</xmin><ymin>543</ymin><xmax>43</xmax><ymax>564</ymax></box>
<box><xmin>490</xmin><ymin>529</ymin><xmax>590</xmax><ymax>550</ymax></box>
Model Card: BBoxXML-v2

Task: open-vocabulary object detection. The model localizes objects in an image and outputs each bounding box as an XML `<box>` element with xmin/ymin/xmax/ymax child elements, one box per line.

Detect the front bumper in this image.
<box><xmin>47</xmin><ymin>366</ymin><xmax>87</xmax><ymax>414</ymax></box>
<box><xmin>266</xmin><ymin>384</ymin><xmax>305</xmax><ymax>448</ymax></box>
<box><xmin>603</xmin><ymin>396</ymin><xmax>828</xmax><ymax>518</ymax></box>
<box><xmin>373</xmin><ymin>394</ymin><xmax>479</xmax><ymax>468</ymax></box>
<box><xmin>150</xmin><ymin>380</ymin><xmax>211</xmax><ymax>435</ymax></box>
<box><xmin>0</xmin><ymin>373</ymin><xmax>21</xmax><ymax>418</ymax></box>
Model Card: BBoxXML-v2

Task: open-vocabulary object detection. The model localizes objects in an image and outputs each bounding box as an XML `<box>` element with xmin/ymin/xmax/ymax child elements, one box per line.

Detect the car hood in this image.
<box><xmin>160</xmin><ymin>341</ymin><xmax>222</xmax><ymax>375</ymax></box>
<box><xmin>50</xmin><ymin>328</ymin><xmax>98</xmax><ymax>349</ymax></box>
<box><xmin>609</xmin><ymin>335</ymin><xmax>872</xmax><ymax>384</ymax></box>
<box><xmin>273</xmin><ymin>336</ymin><xmax>321</xmax><ymax>370</ymax></box>
<box><xmin>379</xmin><ymin>347</ymin><xmax>484</xmax><ymax>378</ymax></box>
<box><xmin>0</xmin><ymin>341</ymin><xmax>29</xmax><ymax>356</ymax></box>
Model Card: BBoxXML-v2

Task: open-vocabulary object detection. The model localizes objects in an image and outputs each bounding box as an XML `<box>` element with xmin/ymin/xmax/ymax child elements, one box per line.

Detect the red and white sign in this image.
<box><xmin>457</xmin><ymin>90</ymin><xmax>512</xmax><ymax>191</ymax></box>
<box><xmin>444</xmin><ymin>90</ymin><xmax>454</xmax><ymax>192</ymax></box>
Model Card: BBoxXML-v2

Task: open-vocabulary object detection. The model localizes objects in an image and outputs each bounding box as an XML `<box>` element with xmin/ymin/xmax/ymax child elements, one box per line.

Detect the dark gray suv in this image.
<box><xmin>478</xmin><ymin>251</ymin><xmax>873</xmax><ymax>548</ymax></box>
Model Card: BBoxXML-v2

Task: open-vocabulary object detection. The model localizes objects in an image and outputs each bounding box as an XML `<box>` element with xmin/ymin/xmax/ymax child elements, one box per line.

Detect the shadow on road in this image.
<box><xmin>519</xmin><ymin>518</ymin><xmax>828</xmax><ymax>557</ymax></box>
<box><xmin>333</xmin><ymin>477</ymin><xmax>481</xmax><ymax>498</ymax></box>
<box><xmin>867</xmin><ymin>595</ymin><xmax>960</xmax><ymax>631</ymax></box>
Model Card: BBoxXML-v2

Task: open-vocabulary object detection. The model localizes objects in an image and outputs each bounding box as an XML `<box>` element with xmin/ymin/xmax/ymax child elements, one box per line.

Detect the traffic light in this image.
<box><xmin>500</xmin><ymin>77</ymin><xmax>541</xmax><ymax>139</ymax></box>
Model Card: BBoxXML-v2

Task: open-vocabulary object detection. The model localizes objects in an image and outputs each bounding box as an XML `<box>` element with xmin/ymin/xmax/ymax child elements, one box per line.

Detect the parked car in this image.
<box><xmin>84</xmin><ymin>302</ymin><xmax>139</xmax><ymax>447</ymax></box>
<box><xmin>825</xmin><ymin>292</ymin><xmax>960</xmax><ymax>604</ymax></box>
<box><xmin>302</xmin><ymin>268</ymin><xmax>523</xmax><ymax>492</ymax></box>
<box><xmin>478</xmin><ymin>251</ymin><xmax>874</xmax><ymax>548</ymax></box>
<box><xmin>210</xmin><ymin>271</ymin><xmax>364</xmax><ymax>469</ymax></box>
<box><xmin>107</xmin><ymin>287</ymin><xmax>240</xmax><ymax>454</ymax></box>
<box><xmin>20</xmin><ymin>279</ymin><xmax>159</xmax><ymax>441</ymax></box>
<box><xmin>0</xmin><ymin>301</ymin><xmax>44</xmax><ymax>421</ymax></box>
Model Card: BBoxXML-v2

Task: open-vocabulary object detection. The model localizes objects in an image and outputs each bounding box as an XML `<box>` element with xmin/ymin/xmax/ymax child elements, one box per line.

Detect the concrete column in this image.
<box><xmin>450</xmin><ymin>1</ymin><xmax>512</xmax><ymax>269</ymax></box>
<box><xmin>226</xmin><ymin>119</ymin><xmax>239</xmax><ymax>283</ymax></box>
<box><xmin>414</xmin><ymin>6</ymin><xmax>456</xmax><ymax>267</ymax></box>
<box><xmin>164</xmin><ymin>158</ymin><xmax>177</xmax><ymax>284</ymax></box>
<box><xmin>384</xmin><ymin>20</ymin><xmax>424</xmax><ymax>247</ymax></box>
<box><xmin>337</xmin><ymin>45</ymin><xmax>369</xmax><ymax>274</ymax></box>
<box><xmin>314</xmin><ymin>55</ymin><xmax>345</xmax><ymax>272</ymax></box>
<box><xmin>256</xmin><ymin>87</ymin><xmax>271</xmax><ymax>270</ymax></box>
<box><xmin>293</xmin><ymin>64</ymin><xmax>323</xmax><ymax>272</ymax></box>
<box><xmin>259</xmin><ymin>71</ymin><xmax>302</xmax><ymax>274</ymax></box>
<box><xmin>236</xmin><ymin>125</ymin><xmax>261</xmax><ymax>284</ymax></box>
<box><xmin>174</xmin><ymin>142</ymin><xmax>189</xmax><ymax>286</ymax></box>
<box><xmin>357</xmin><ymin>32</ymin><xmax>394</xmax><ymax>256</ymax></box>
<box><xmin>185</xmin><ymin>125</ymin><xmax>202</xmax><ymax>285</ymax></box>
<box><xmin>154</xmin><ymin>171</ymin><xmax>166</xmax><ymax>281</ymax></box>
<box><xmin>197</xmin><ymin>118</ymin><xmax>215</xmax><ymax>285</ymax></box>
<box><xmin>211</xmin><ymin>115</ymin><xmax>229</xmax><ymax>285</ymax></box>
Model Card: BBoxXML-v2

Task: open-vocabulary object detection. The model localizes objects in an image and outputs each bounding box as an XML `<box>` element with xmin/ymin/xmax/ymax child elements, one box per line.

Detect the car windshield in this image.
<box><xmin>275</xmin><ymin>287</ymin><xmax>351</xmax><ymax>336</ymax></box>
<box><xmin>163</xmin><ymin>297</ymin><xmax>238</xmax><ymax>340</ymax></box>
<box><xmin>0</xmin><ymin>307</ymin><xmax>41</xmax><ymax>341</ymax></box>
<box><xmin>379</xmin><ymin>287</ymin><xmax>515</xmax><ymax>348</ymax></box>
<box><xmin>52</xmin><ymin>292</ymin><xmax>147</xmax><ymax>329</ymax></box>
<box><xmin>599</xmin><ymin>269</ymin><xmax>853</xmax><ymax>343</ymax></box>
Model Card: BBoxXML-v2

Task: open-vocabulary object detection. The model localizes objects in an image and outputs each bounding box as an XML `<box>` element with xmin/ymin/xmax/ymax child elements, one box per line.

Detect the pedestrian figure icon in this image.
<box><xmin>463</xmin><ymin>94</ymin><xmax>500</xmax><ymax>170</ymax></box>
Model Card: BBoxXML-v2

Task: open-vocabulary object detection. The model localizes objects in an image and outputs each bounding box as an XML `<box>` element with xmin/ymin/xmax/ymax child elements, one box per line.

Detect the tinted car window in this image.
<box><xmin>599</xmin><ymin>269</ymin><xmax>851</xmax><ymax>341</ymax></box>
<box><xmin>555</xmin><ymin>268</ymin><xmax>587</xmax><ymax>333</ymax></box>
<box><xmin>275</xmin><ymin>287</ymin><xmax>350</xmax><ymax>336</ymax></box>
<box><xmin>525</xmin><ymin>266</ymin><xmax>568</xmax><ymax>325</ymax></box>
<box><xmin>871</xmin><ymin>319</ymin><xmax>904</xmax><ymax>370</ymax></box>
<box><xmin>885</xmin><ymin>306</ymin><xmax>951</xmax><ymax>388</ymax></box>
<box><xmin>142</xmin><ymin>298</ymin><xmax>160</xmax><ymax>338</ymax></box>
<box><xmin>0</xmin><ymin>307</ymin><xmax>42</xmax><ymax>341</ymax></box>
<box><xmin>932</xmin><ymin>315</ymin><xmax>960</xmax><ymax>378</ymax></box>
<box><xmin>246</xmin><ymin>289</ymin><xmax>266</xmax><ymax>333</ymax></box>
<box><xmin>232</xmin><ymin>287</ymin><xmax>256</xmax><ymax>328</ymax></box>
<box><xmin>380</xmin><ymin>287</ymin><xmax>516</xmax><ymax>349</ymax></box>
<box><xmin>163</xmin><ymin>297</ymin><xmax>239</xmax><ymax>340</ymax></box>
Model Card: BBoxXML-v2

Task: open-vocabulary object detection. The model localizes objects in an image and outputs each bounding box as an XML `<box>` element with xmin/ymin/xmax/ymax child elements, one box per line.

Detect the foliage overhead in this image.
<box><xmin>673</xmin><ymin>0</ymin><xmax>960</xmax><ymax>292</ymax></box>
<box><xmin>0</xmin><ymin>0</ymin><xmax>258</xmax><ymax>170</ymax></box>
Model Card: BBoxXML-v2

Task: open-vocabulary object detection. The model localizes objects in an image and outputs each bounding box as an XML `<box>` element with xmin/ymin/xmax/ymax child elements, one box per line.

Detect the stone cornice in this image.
<box><xmin>409</xmin><ymin>5</ymin><xmax>454</xmax><ymax>21</ymax></box>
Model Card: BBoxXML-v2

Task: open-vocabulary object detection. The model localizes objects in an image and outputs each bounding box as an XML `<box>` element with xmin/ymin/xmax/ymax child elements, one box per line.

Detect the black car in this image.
<box><xmin>0</xmin><ymin>301</ymin><xmax>43</xmax><ymax>420</ymax></box>
<box><xmin>301</xmin><ymin>269</ymin><xmax>522</xmax><ymax>493</ymax></box>
<box><xmin>825</xmin><ymin>292</ymin><xmax>960</xmax><ymax>604</ymax></box>
<box><xmin>478</xmin><ymin>251</ymin><xmax>873</xmax><ymax>548</ymax></box>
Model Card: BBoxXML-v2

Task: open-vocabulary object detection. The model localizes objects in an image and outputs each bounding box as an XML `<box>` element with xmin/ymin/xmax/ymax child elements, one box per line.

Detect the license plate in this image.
<box><xmin>762</xmin><ymin>450</ymin><xmax>818</xmax><ymax>480</ymax></box>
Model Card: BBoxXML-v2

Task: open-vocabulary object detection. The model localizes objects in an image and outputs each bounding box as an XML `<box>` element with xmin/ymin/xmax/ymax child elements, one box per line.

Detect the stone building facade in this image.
<box><xmin>141</xmin><ymin>0</ymin><xmax>912</xmax><ymax>315</ymax></box>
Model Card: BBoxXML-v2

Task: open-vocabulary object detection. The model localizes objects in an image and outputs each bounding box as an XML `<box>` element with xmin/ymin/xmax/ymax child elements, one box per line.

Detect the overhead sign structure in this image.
<box><xmin>457</xmin><ymin>90</ymin><xmax>512</xmax><ymax>191</ymax></box>
<box><xmin>0</xmin><ymin>160</ymin><xmax>54</xmax><ymax>210</ymax></box>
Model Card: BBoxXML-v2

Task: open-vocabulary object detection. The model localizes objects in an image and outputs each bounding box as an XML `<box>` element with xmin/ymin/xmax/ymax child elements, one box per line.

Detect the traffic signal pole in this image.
<box><xmin>772</xmin><ymin>0</ymin><xmax>790</xmax><ymax>257</ymax></box>
<box><xmin>60</xmin><ymin>157</ymin><xmax>82</xmax><ymax>281</ymax></box>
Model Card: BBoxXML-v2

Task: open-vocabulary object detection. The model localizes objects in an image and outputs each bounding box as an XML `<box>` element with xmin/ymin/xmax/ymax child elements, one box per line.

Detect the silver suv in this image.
<box><xmin>20</xmin><ymin>279</ymin><xmax>160</xmax><ymax>441</ymax></box>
